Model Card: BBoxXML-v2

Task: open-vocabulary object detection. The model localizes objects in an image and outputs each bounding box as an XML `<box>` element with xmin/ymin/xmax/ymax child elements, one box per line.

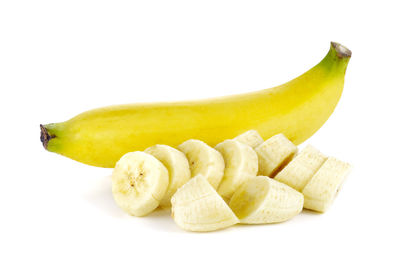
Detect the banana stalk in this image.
<box><xmin>41</xmin><ymin>42</ymin><xmax>351</xmax><ymax>167</ymax></box>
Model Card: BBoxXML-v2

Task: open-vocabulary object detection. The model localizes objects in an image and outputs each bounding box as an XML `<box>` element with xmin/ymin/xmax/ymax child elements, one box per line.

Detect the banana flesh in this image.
<box><xmin>111</xmin><ymin>131</ymin><xmax>352</xmax><ymax>227</ymax></box>
<box><xmin>112</xmin><ymin>151</ymin><xmax>169</xmax><ymax>216</ymax></box>
<box><xmin>171</xmin><ymin>175</ymin><xmax>239</xmax><ymax>232</ymax></box>
<box><xmin>302</xmin><ymin>157</ymin><xmax>351</xmax><ymax>212</ymax></box>
<box><xmin>178</xmin><ymin>139</ymin><xmax>225</xmax><ymax>189</ymax></box>
<box><xmin>274</xmin><ymin>145</ymin><xmax>327</xmax><ymax>191</ymax></box>
<box><xmin>255</xmin><ymin>134</ymin><xmax>297</xmax><ymax>177</ymax></box>
<box><xmin>215</xmin><ymin>140</ymin><xmax>258</xmax><ymax>201</ymax></box>
<box><xmin>144</xmin><ymin>145</ymin><xmax>191</xmax><ymax>208</ymax></box>
<box><xmin>229</xmin><ymin>176</ymin><xmax>304</xmax><ymax>224</ymax></box>
<box><xmin>234</xmin><ymin>130</ymin><xmax>264</xmax><ymax>148</ymax></box>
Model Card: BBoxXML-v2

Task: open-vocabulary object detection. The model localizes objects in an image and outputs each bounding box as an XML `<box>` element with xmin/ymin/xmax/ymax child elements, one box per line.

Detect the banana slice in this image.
<box><xmin>255</xmin><ymin>133</ymin><xmax>297</xmax><ymax>177</ymax></box>
<box><xmin>178</xmin><ymin>139</ymin><xmax>225</xmax><ymax>189</ymax></box>
<box><xmin>274</xmin><ymin>145</ymin><xmax>327</xmax><ymax>191</ymax></box>
<box><xmin>144</xmin><ymin>145</ymin><xmax>191</xmax><ymax>208</ymax></box>
<box><xmin>229</xmin><ymin>176</ymin><xmax>304</xmax><ymax>224</ymax></box>
<box><xmin>302</xmin><ymin>157</ymin><xmax>351</xmax><ymax>213</ymax></box>
<box><xmin>215</xmin><ymin>140</ymin><xmax>258</xmax><ymax>201</ymax></box>
<box><xmin>171</xmin><ymin>175</ymin><xmax>239</xmax><ymax>232</ymax></box>
<box><xmin>112</xmin><ymin>151</ymin><xmax>169</xmax><ymax>216</ymax></box>
<box><xmin>234</xmin><ymin>130</ymin><xmax>264</xmax><ymax>148</ymax></box>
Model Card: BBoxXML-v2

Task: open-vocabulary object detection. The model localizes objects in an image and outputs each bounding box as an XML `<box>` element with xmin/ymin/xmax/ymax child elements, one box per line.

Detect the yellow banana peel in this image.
<box><xmin>41</xmin><ymin>42</ymin><xmax>351</xmax><ymax>168</ymax></box>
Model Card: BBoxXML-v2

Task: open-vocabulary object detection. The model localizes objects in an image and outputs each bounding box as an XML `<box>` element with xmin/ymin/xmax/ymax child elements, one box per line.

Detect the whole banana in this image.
<box><xmin>40</xmin><ymin>42</ymin><xmax>351</xmax><ymax>167</ymax></box>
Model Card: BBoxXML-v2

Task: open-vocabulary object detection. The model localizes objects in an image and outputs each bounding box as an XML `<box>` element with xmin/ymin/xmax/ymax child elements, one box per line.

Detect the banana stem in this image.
<box><xmin>331</xmin><ymin>42</ymin><xmax>352</xmax><ymax>58</ymax></box>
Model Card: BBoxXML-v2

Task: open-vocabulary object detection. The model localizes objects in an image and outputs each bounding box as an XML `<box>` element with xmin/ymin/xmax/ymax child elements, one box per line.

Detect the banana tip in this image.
<box><xmin>40</xmin><ymin>124</ymin><xmax>54</xmax><ymax>150</ymax></box>
<box><xmin>331</xmin><ymin>42</ymin><xmax>352</xmax><ymax>58</ymax></box>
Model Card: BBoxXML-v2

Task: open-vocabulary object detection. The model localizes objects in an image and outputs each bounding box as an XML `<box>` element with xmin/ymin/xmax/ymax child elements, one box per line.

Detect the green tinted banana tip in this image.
<box><xmin>40</xmin><ymin>124</ymin><xmax>53</xmax><ymax>150</ymax></box>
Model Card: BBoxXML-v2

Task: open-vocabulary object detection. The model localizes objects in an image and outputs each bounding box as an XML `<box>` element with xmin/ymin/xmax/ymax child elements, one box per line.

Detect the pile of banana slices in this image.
<box><xmin>112</xmin><ymin>130</ymin><xmax>351</xmax><ymax>232</ymax></box>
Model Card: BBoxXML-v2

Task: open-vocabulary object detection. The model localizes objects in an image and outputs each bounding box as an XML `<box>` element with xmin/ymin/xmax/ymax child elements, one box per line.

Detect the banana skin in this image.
<box><xmin>40</xmin><ymin>42</ymin><xmax>351</xmax><ymax>168</ymax></box>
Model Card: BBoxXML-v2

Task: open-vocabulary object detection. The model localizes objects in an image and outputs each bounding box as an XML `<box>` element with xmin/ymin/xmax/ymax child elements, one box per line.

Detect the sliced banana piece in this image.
<box><xmin>215</xmin><ymin>140</ymin><xmax>258</xmax><ymax>201</ymax></box>
<box><xmin>171</xmin><ymin>175</ymin><xmax>239</xmax><ymax>232</ymax></box>
<box><xmin>178</xmin><ymin>139</ymin><xmax>225</xmax><ymax>189</ymax></box>
<box><xmin>234</xmin><ymin>130</ymin><xmax>264</xmax><ymax>148</ymax></box>
<box><xmin>302</xmin><ymin>157</ymin><xmax>351</xmax><ymax>213</ymax></box>
<box><xmin>229</xmin><ymin>176</ymin><xmax>304</xmax><ymax>224</ymax></box>
<box><xmin>275</xmin><ymin>145</ymin><xmax>327</xmax><ymax>191</ymax></box>
<box><xmin>255</xmin><ymin>133</ymin><xmax>297</xmax><ymax>177</ymax></box>
<box><xmin>144</xmin><ymin>145</ymin><xmax>191</xmax><ymax>208</ymax></box>
<box><xmin>112</xmin><ymin>151</ymin><xmax>169</xmax><ymax>216</ymax></box>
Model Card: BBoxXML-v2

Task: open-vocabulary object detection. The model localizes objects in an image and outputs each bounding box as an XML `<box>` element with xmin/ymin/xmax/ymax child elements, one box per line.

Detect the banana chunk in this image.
<box><xmin>215</xmin><ymin>140</ymin><xmax>258</xmax><ymax>201</ymax></box>
<box><xmin>178</xmin><ymin>139</ymin><xmax>225</xmax><ymax>189</ymax></box>
<box><xmin>112</xmin><ymin>151</ymin><xmax>169</xmax><ymax>216</ymax></box>
<box><xmin>255</xmin><ymin>134</ymin><xmax>297</xmax><ymax>177</ymax></box>
<box><xmin>229</xmin><ymin>176</ymin><xmax>304</xmax><ymax>224</ymax></box>
<box><xmin>302</xmin><ymin>157</ymin><xmax>351</xmax><ymax>213</ymax></box>
<box><xmin>234</xmin><ymin>130</ymin><xmax>264</xmax><ymax>148</ymax></box>
<box><xmin>275</xmin><ymin>145</ymin><xmax>327</xmax><ymax>191</ymax></box>
<box><xmin>171</xmin><ymin>175</ymin><xmax>239</xmax><ymax>232</ymax></box>
<box><xmin>144</xmin><ymin>145</ymin><xmax>191</xmax><ymax>208</ymax></box>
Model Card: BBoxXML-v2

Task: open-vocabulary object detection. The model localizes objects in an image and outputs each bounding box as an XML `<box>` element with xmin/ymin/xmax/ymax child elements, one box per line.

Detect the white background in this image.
<box><xmin>1</xmin><ymin>1</ymin><xmax>399</xmax><ymax>277</ymax></box>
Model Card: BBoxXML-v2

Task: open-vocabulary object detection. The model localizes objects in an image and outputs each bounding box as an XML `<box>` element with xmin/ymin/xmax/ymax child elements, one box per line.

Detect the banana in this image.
<box><xmin>112</xmin><ymin>151</ymin><xmax>169</xmax><ymax>216</ymax></box>
<box><xmin>177</xmin><ymin>139</ymin><xmax>225</xmax><ymax>189</ymax></box>
<box><xmin>234</xmin><ymin>130</ymin><xmax>264</xmax><ymax>148</ymax></box>
<box><xmin>171</xmin><ymin>175</ymin><xmax>239</xmax><ymax>232</ymax></box>
<box><xmin>215</xmin><ymin>140</ymin><xmax>258</xmax><ymax>201</ymax></box>
<box><xmin>229</xmin><ymin>176</ymin><xmax>303</xmax><ymax>224</ymax></box>
<box><xmin>302</xmin><ymin>157</ymin><xmax>351</xmax><ymax>213</ymax></box>
<box><xmin>144</xmin><ymin>145</ymin><xmax>191</xmax><ymax>208</ymax></box>
<box><xmin>40</xmin><ymin>42</ymin><xmax>351</xmax><ymax>168</ymax></box>
<box><xmin>255</xmin><ymin>133</ymin><xmax>297</xmax><ymax>177</ymax></box>
<box><xmin>274</xmin><ymin>145</ymin><xmax>327</xmax><ymax>191</ymax></box>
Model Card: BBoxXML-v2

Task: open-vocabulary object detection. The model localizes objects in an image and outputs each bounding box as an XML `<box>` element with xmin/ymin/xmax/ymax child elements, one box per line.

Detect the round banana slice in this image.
<box><xmin>229</xmin><ymin>176</ymin><xmax>304</xmax><ymax>224</ymax></box>
<box><xmin>112</xmin><ymin>151</ymin><xmax>169</xmax><ymax>216</ymax></box>
<box><xmin>255</xmin><ymin>133</ymin><xmax>297</xmax><ymax>177</ymax></box>
<box><xmin>145</xmin><ymin>145</ymin><xmax>191</xmax><ymax>208</ymax></box>
<box><xmin>215</xmin><ymin>140</ymin><xmax>258</xmax><ymax>201</ymax></box>
<box><xmin>234</xmin><ymin>130</ymin><xmax>264</xmax><ymax>148</ymax></box>
<box><xmin>171</xmin><ymin>175</ymin><xmax>239</xmax><ymax>232</ymax></box>
<box><xmin>178</xmin><ymin>139</ymin><xmax>225</xmax><ymax>189</ymax></box>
